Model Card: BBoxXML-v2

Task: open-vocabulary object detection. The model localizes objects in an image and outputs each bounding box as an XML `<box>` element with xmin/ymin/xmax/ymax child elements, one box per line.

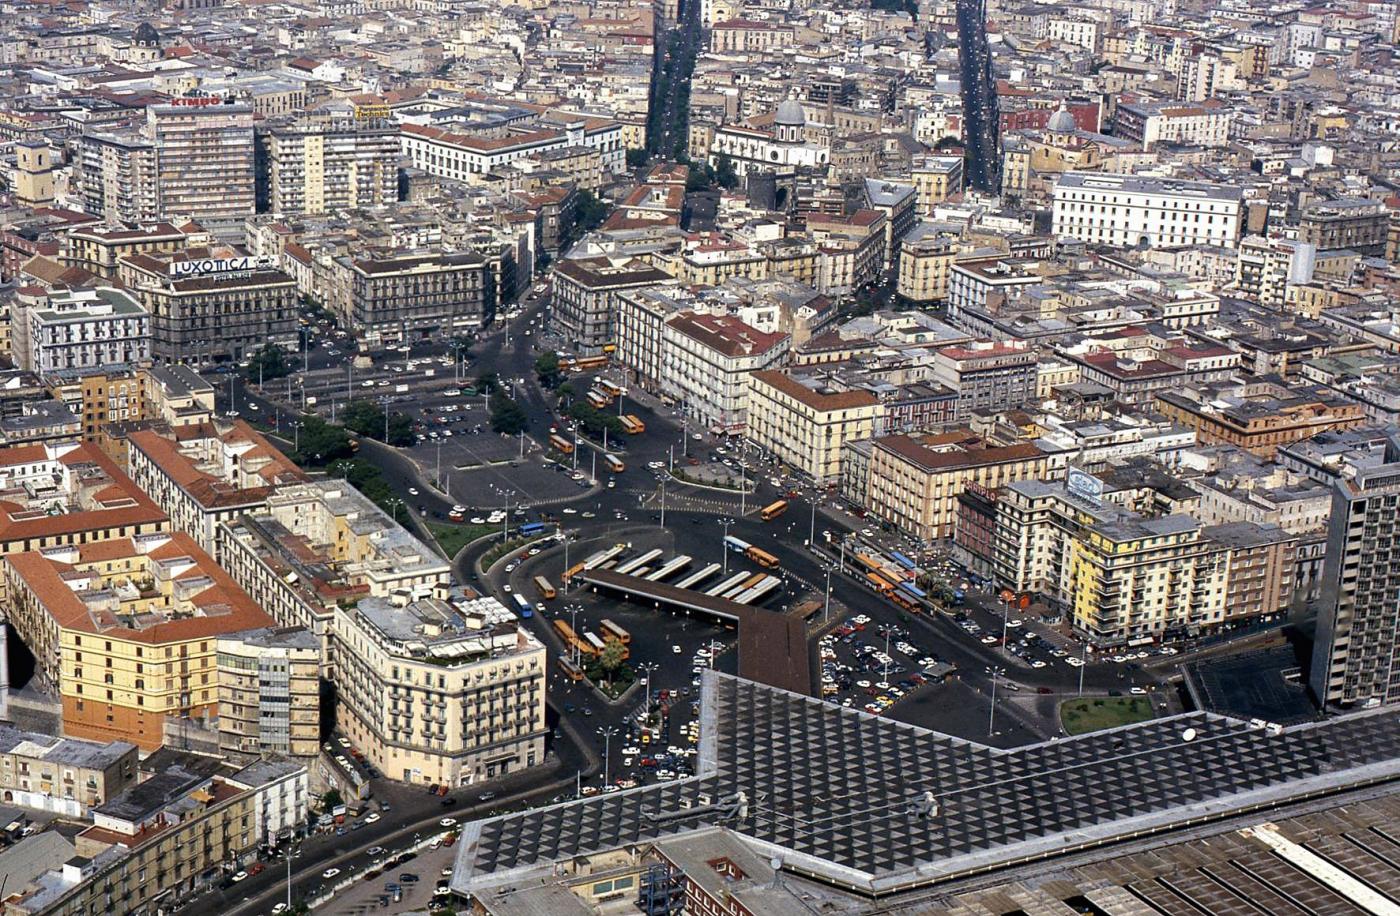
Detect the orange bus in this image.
<box><xmin>604</xmin><ymin>454</ymin><xmax>624</xmax><ymax>473</ymax></box>
<box><xmin>621</xmin><ymin>415</ymin><xmax>645</xmax><ymax>434</ymax></box>
<box><xmin>533</xmin><ymin>576</ymin><xmax>557</xmax><ymax>600</ymax></box>
<box><xmin>558</xmin><ymin>657</ymin><xmax>585</xmax><ymax>681</ymax></box>
<box><xmin>599</xmin><ymin>619</ymin><xmax>631</xmax><ymax>645</ymax></box>
<box><xmin>760</xmin><ymin>500</ymin><xmax>788</xmax><ymax>521</ymax></box>
<box><xmin>745</xmin><ymin>546</ymin><xmax>780</xmax><ymax>569</ymax></box>
<box><xmin>549</xmin><ymin>434</ymin><xmax>574</xmax><ymax>454</ymax></box>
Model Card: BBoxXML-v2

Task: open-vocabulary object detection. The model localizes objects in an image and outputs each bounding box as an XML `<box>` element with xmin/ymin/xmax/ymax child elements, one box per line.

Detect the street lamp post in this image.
<box><xmin>719</xmin><ymin>518</ymin><xmax>734</xmax><ymax>575</ymax></box>
<box><xmin>808</xmin><ymin>499</ymin><xmax>817</xmax><ymax>546</ymax></box>
<box><xmin>568</xmin><ymin>604</ymin><xmax>582</xmax><ymax>664</ymax></box>
<box><xmin>823</xmin><ymin>566</ymin><xmax>833</xmax><ymax>624</ymax></box>
<box><xmin>597</xmin><ymin>726</ymin><xmax>618</xmax><ymax>788</ymax></box>
<box><xmin>987</xmin><ymin>665</ymin><xmax>1006</xmax><ymax>737</ymax></box>
<box><xmin>637</xmin><ymin>662</ymin><xmax>659</xmax><ymax>716</ymax></box>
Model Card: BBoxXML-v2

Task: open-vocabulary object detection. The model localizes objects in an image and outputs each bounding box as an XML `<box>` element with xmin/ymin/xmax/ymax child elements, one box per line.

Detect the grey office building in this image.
<box><xmin>1310</xmin><ymin>430</ymin><xmax>1400</xmax><ymax>709</ymax></box>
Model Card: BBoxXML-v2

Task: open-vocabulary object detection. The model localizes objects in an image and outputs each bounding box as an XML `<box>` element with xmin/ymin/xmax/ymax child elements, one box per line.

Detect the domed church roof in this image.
<box><xmin>1047</xmin><ymin>105</ymin><xmax>1077</xmax><ymax>133</ymax></box>
<box><xmin>134</xmin><ymin>22</ymin><xmax>162</xmax><ymax>46</ymax></box>
<box><xmin>775</xmin><ymin>98</ymin><xmax>806</xmax><ymax>126</ymax></box>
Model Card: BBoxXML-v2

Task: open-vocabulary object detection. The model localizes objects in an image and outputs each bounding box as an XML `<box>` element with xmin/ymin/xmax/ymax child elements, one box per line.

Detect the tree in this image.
<box><xmin>685</xmin><ymin>161</ymin><xmax>716</xmax><ymax>193</ymax></box>
<box><xmin>598</xmin><ymin>638</ymin><xmax>627</xmax><ymax>686</ymax></box>
<box><xmin>489</xmin><ymin>392</ymin><xmax>529</xmax><ymax>435</ymax></box>
<box><xmin>570</xmin><ymin>190</ymin><xmax>610</xmax><ymax>243</ymax></box>
<box><xmin>291</xmin><ymin>416</ymin><xmax>352</xmax><ymax>466</ymax></box>
<box><xmin>714</xmin><ymin>154</ymin><xmax>739</xmax><ymax>190</ymax></box>
<box><xmin>321</xmin><ymin>789</ymin><xmax>343</xmax><ymax>810</ymax></box>
<box><xmin>476</xmin><ymin>371</ymin><xmax>500</xmax><ymax>394</ymax></box>
<box><xmin>340</xmin><ymin>400</ymin><xmax>385</xmax><ymax>439</ymax></box>
<box><xmin>626</xmin><ymin>148</ymin><xmax>650</xmax><ymax>169</ymax></box>
<box><xmin>534</xmin><ymin>352</ymin><xmax>563</xmax><ymax>389</ymax></box>
<box><xmin>569</xmin><ymin>401</ymin><xmax>625</xmax><ymax>439</ymax></box>
<box><xmin>246</xmin><ymin>343</ymin><xmax>292</xmax><ymax>383</ymax></box>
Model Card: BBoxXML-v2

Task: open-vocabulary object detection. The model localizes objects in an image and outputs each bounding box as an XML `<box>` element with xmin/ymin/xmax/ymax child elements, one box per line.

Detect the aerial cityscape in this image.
<box><xmin>0</xmin><ymin>0</ymin><xmax>1397</xmax><ymax>912</ymax></box>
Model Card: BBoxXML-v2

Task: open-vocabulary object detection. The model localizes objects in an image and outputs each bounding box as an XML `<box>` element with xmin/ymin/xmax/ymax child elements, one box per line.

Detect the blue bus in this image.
<box><xmin>723</xmin><ymin>535</ymin><xmax>751</xmax><ymax>553</ymax></box>
<box><xmin>511</xmin><ymin>594</ymin><xmax>535</xmax><ymax>618</ymax></box>
<box><xmin>889</xmin><ymin>551</ymin><xmax>917</xmax><ymax>570</ymax></box>
<box><xmin>519</xmin><ymin>522</ymin><xmax>548</xmax><ymax>537</ymax></box>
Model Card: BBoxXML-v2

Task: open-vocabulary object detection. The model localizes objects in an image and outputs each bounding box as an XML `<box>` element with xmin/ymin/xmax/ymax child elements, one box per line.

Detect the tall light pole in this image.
<box><xmin>597</xmin><ymin>725</ymin><xmax>618</xmax><ymax>788</ymax></box>
<box><xmin>823</xmin><ymin>566</ymin><xmax>833</xmax><ymax>624</ymax></box>
<box><xmin>987</xmin><ymin>665</ymin><xmax>1005</xmax><ymax>737</ymax></box>
<box><xmin>808</xmin><ymin>499</ymin><xmax>817</xmax><ymax>546</ymax></box>
<box><xmin>568</xmin><ymin>604</ymin><xmax>582</xmax><ymax>664</ymax></box>
<box><xmin>636</xmin><ymin>661</ymin><xmax>659</xmax><ymax>716</ymax></box>
<box><xmin>719</xmin><ymin>517</ymin><xmax>734</xmax><ymax>575</ymax></box>
<box><xmin>1078</xmin><ymin>642</ymin><xmax>1088</xmax><ymax>696</ymax></box>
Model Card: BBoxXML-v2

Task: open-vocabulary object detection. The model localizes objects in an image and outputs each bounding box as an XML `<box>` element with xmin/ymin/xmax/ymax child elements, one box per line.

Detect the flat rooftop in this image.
<box><xmin>453</xmin><ymin>672</ymin><xmax>1400</xmax><ymax>901</ymax></box>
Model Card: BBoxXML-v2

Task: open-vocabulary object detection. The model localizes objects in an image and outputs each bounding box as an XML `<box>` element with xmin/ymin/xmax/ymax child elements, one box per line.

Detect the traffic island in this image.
<box><xmin>1059</xmin><ymin>696</ymin><xmax>1154</xmax><ymax>735</ymax></box>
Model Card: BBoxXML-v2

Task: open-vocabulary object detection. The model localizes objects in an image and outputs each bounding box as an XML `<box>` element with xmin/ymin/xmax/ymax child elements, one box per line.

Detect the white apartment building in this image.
<box><xmin>1114</xmin><ymin>101</ymin><xmax>1233</xmax><ymax>150</ymax></box>
<box><xmin>659</xmin><ymin>312</ymin><xmax>790</xmax><ymax>436</ymax></box>
<box><xmin>15</xmin><ymin>287</ymin><xmax>151</xmax><ymax>377</ymax></box>
<box><xmin>400</xmin><ymin>119</ymin><xmax>625</xmax><ymax>184</ymax></box>
<box><xmin>1051</xmin><ymin>172</ymin><xmax>1244</xmax><ymax>249</ymax></box>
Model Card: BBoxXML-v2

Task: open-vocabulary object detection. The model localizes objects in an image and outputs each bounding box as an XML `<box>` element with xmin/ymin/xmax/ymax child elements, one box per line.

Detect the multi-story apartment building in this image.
<box><xmin>1235</xmin><ymin>235</ymin><xmax>1316</xmax><ymax>309</ymax></box>
<box><xmin>1156</xmin><ymin>381</ymin><xmax>1367</xmax><ymax>458</ymax></box>
<box><xmin>660</xmin><ymin>312</ymin><xmax>790</xmax><ymax>435</ymax></box>
<box><xmin>260</xmin><ymin>103</ymin><xmax>400</xmax><ymax>215</ymax></box>
<box><xmin>947</xmin><ymin>258</ymin><xmax>1042</xmax><ymax>325</ymax></box>
<box><xmin>127</xmin><ymin>421</ymin><xmax>307</xmax><ymax>554</ymax></box>
<box><xmin>147</xmin><ymin>100</ymin><xmax>256</xmax><ymax>234</ymax></box>
<box><xmin>1051</xmin><ymin>172</ymin><xmax>1243</xmax><ymax>249</ymax></box>
<box><xmin>216</xmin><ymin>627</ymin><xmax>321</xmax><ymax>763</ymax></box>
<box><xmin>0</xmin><ymin>725</ymin><xmax>138</xmax><ymax>816</ymax></box>
<box><xmin>0</xmin><ymin>441</ymin><xmax>169</xmax><ymax>572</ymax></box>
<box><xmin>910</xmin><ymin>155</ymin><xmax>964</xmax><ymax>216</ymax></box>
<box><xmin>1113</xmin><ymin>100</ymin><xmax>1233</xmax><ymax>149</ymax></box>
<box><xmin>615</xmin><ymin>287</ymin><xmax>688</xmax><ymax>395</ymax></box>
<box><xmin>1309</xmin><ymin>431</ymin><xmax>1400</xmax><ymax>710</ymax></box>
<box><xmin>342</xmin><ymin>251</ymin><xmax>492</xmax><ymax>345</ymax></box>
<box><xmin>62</xmin><ymin>222</ymin><xmax>190</xmax><ymax>281</ymax></box>
<box><xmin>2</xmin><ymin>531</ymin><xmax>274</xmax><ymax>749</ymax></box>
<box><xmin>72</xmin><ymin>128</ymin><xmax>159</xmax><ymax>225</ymax></box>
<box><xmin>1297</xmin><ymin>198</ymin><xmax>1391</xmax><ymax>255</ymax></box>
<box><xmin>992</xmin><ymin>477</ymin><xmax>1296</xmax><ymax>647</ymax></box>
<box><xmin>334</xmin><ymin>591</ymin><xmax>546</xmax><ymax>787</ymax></box>
<box><xmin>12</xmin><ymin>287</ymin><xmax>151</xmax><ymax>378</ymax></box>
<box><xmin>865</xmin><ymin>431</ymin><xmax>1052</xmax><ymax>541</ymax></box>
<box><xmin>897</xmin><ymin>228</ymin><xmax>956</xmax><ymax>304</ymax></box>
<box><xmin>216</xmin><ymin>480</ymin><xmax>451</xmax><ymax>669</ymax></box>
<box><xmin>5</xmin><ymin>759</ymin><xmax>304</xmax><ymax>915</ymax></box>
<box><xmin>552</xmin><ymin>255</ymin><xmax>674</xmax><ymax>355</ymax></box>
<box><xmin>117</xmin><ymin>246</ymin><xmax>299</xmax><ymax>364</ymax></box>
<box><xmin>746</xmin><ymin>371</ymin><xmax>881</xmax><ymax>484</ymax></box>
<box><xmin>931</xmin><ymin>340</ymin><xmax>1039</xmax><ymax>420</ymax></box>
<box><xmin>708</xmin><ymin>19</ymin><xmax>796</xmax><ymax>51</ymax></box>
<box><xmin>400</xmin><ymin>124</ymin><xmax>569</xmax><ymax>183</ymax></box>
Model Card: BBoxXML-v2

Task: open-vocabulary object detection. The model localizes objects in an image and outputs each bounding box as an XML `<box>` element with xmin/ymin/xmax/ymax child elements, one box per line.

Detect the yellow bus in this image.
<box><xmin>598</xmin><ymin>379</ymin><xmax>623</xmax><ymax>397</ymax></box>
<box><xmin>558</xmin><ymin>657</ymin><xmax>585</xmax><ymax>682</ymax></box>
<box><xmin>760</xmin><ymin>500</ymin><xmax>788</xmax><ymax>521</ymax></box>
<box><xmin>599</xmin><ymin>619</ymin><xmax>631</xmax><ymax>645</ymax></box>
<box><xmin>621</xmin><ymin>415</ymin><xmax>645</xmax><ymax>434</ymax></box>
<box><xmin>745</xmin><ymin>546</ymin><xmax>780</xmax><ymax>569</ymax></box>
<box><xmin>604</xmin><ymin>453</ymin><xmax>625</xmax><ymax>473</ymax></box>
<box><xmin>533</xmin><ymin>576</ymin><xmax>557</xmax><ymax>600</ymax></box>
<box><xmin>549</xmin><ymin>434</ymin><xmax>575</xmax><ymax>454</ymax></box>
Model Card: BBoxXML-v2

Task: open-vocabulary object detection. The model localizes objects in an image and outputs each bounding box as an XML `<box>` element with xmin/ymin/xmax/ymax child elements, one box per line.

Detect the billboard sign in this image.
<box><xmin>168</xmin><ymin>255</ymin><xmax>273</xmax><ymax>278</ymax></box>
<box><xmin>1067</xmin><ymin>467</ymin><xmax>1103</xmax><ymax>504</ymax></box>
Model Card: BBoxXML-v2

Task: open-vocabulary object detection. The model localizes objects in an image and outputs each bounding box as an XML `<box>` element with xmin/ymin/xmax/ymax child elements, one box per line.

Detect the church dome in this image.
<box><xmin>134</xmin><ymin>22</ymin><xmax>161</xmax><ymax>46</ymax></box>
<box><xmin>775</xmin><ymin>98</ymin><xmax>806</xmax><ymax>126</ymax></box>
<box><xmin>1047</xmin><ymin>106</ymin><xmax>1077</xmax><ymax>133</ymax></box>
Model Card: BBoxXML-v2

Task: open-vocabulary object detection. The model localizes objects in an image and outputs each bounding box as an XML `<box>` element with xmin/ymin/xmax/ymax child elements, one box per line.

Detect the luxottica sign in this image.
<box><xmin>167</xmin><ymin>255</ymin><xmax>274</xmax><ymax>278</ymax></box>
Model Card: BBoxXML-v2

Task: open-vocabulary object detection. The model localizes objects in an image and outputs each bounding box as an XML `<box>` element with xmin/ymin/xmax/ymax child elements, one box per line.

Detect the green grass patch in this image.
<box><xmin>427</xmin><ymin>523</ymin><xmax>496</xmax><ymax>558</ymax></box>
<box><xmin>1059</xmin><ymin>696</ymin><xmax>1154</xmax><ymax>735</ymax></box>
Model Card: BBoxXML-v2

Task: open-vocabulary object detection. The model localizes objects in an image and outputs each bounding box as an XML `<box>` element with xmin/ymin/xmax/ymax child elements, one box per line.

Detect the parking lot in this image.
<box><xmin>817</xmin><ymin>613</ymin><xmax>950</xmax><ymax>716</ymax></box>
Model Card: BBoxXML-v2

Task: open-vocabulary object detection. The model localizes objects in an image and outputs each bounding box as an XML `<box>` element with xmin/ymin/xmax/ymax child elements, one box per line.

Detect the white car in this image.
<box><xmin>231</xmin><ymin>871</ymin><xmax>248</xmax><ymax>882</ymax></box>
<box><xmin>1065</xmin><ymin>657</ymin><xmax>1084</xmax><ymax>667</ymax></box>
<box><xmin>322</xmin><ymin>868</ymin><xmax>341</xmax><ymax>879</ymax></box>
<box><xmin>408</xmin><ymin>487</ymin><xmax>419</xmax><ymax>496</ymax></box>
<box><xmin>440</xmin><ymin>817</ymin><xmax>458</xmax><ymax>828</ymax></box>
<box><xmin>364</xmin><ymin>812</ymin><xmax>380</xmax><ymax>823</ymax></box>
